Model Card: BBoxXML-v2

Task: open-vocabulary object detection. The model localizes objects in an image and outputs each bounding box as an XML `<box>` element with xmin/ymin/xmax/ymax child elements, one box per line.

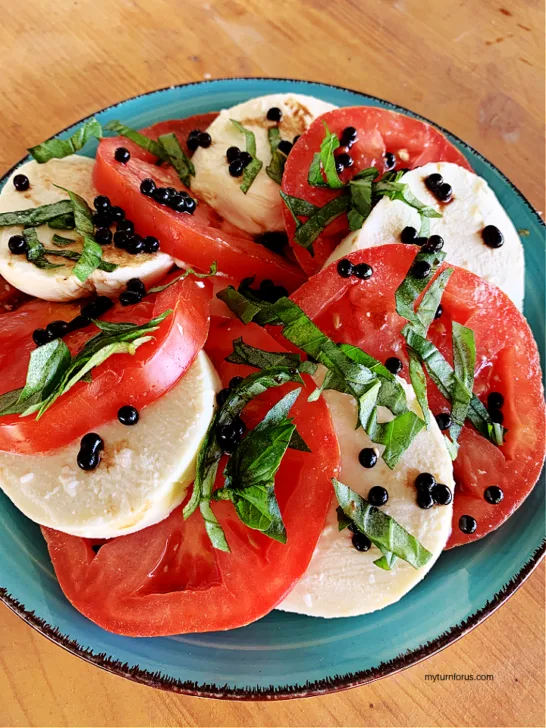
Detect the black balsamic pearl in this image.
<box><xmin>435</xmin><ymin>412</ymin><xmax>452</xmax><ymax>430</ymax></box>
<box><xmin>216</xmin><ymin>388</ymin><xmax>230</xmax><ymax>406</ymax></box>
<box><xmin>482</xmin><ymin>225</ymin><xmax>504</xmax><ymax>249</ymax></box>
<box><xmin>293</xmin><ymin>135</ymin><xmax>301</xmax><ymax>144</ymax></box>
<box><xmin>92</xmin><ymin>212</ymin><xmax>111</xmax><ymax>228</ymax></box>
<box><xmin>335</xmin><ymin>159</ymin><xmax>345</xmax><ymax>174</ymax></box>
<box><xmin>487</xmin><ymin>392</ymin><xmax>504</xmax><ymax>410</ymax></box>
<box><xmin>140</xmin><ymin>178</ymin><xmax>156</xmax><ymax>196</ymax></box>
<box><xmin>114</xmin><ymin>147</ymin><xmax>131</xmax><ymax>163</ymax></box>
<box><xmin>415</xmin><ymin>472</ymin><xmax>436</xmax><ymax>492</ymax></box>
<box><xmin>337</xmin><ymin>258</ymin><xmax>353</xmax><ymax>278</ymax></box>
<box><xmin>126</xmin><ymin>235</ymin><xmax>145</xmax><ymax>255</ymax></box>
<box><xmin>459</xmin><ymin>514</ymin><xmax>477</xmax><ymax>534</ymax></box>
<box><xmin>229</xmin><ymin>159</ymin><xmax>244</xmax><ymax>177</ymax></box>
<box><xmin>114</xmin><ymin>230</ymin><xmax>129</xmax><ymax>249</ymax></box>
<box><xmin>32</xmin><ymin>328</ymin><xmax>53</xmax><ymax>347</ymax></box>
<box><xmin>13</xmin><ymin>174</ymin><xmax>30</xmax><ymax>191</ymax></box>
<box><xmin>412</xmin><ymin>260</ymin><xmax>432</xmax><ymax>279</ymax></box>
<box><xmin>184</xmin><ymin>197</ymin><xmax>197</xmax><ymax>214</ymax></box>
<box><xmin>432</xmin><ymin>483</ymin><xmax>453</xmax><ymax>505</ymax></box>
<box><xmin>109</xmin><ymin>206</ymin><xmax>125</xmax><ymax>222</ymax></box>
<box><xmin>352</xmin><ymin>532</ymin><xmax>372</xmax><ymax>551</ymax></box>
<box><xmin>116</xmin><ymin>219</ymin><xmax>134</xmax><ymax>233</ymax></box>
<box><xmin>95</xmin><ymin>227</ymin><xmax>113</xmax><ymax>245</ymax></box>
<box><xmin>423</xmin><ymin>234</ymin><xmax>444</xmax><ymax>253</ymax></box>
<box><xmin>257</xmin><ymin>231</ymin><xmax>288</xmax><ymax>253</ymax></box>
<box><xmin>164</xmin><ymin>187</ymin><xmax>177</xmax><ymax>199</ymax></box>
<box><xmin>278</xmin><ymin>140</ymin><xmax>293</xmax><ymax>155</ymax></box>
<box><xmin>489</xmin><ymin>408</ymin><xmax>504</xmax><ymax>424</ymax></box>
<box><xmin>117</xmin><ymin>405</ymin><xmax>139</xmax><ymax>426</ymax></box>
<box><xmin>401</xmin><ymin>226</ymin><xmax>418</xmax><ymax>245</ymax></box>
<box><xmin>425</xmin><ymin>173</ymin><xmax>443</xmax><ymax>192</ymax></box>
<box><xmin>80</xmin><ymin>296</ymin><xmax>114</xmax><ymax>320</ymax></box>
<box><xmin>435</xmin><ymin>304</ymin><xmax>443</xmax><ymax>319</ymax></box>
<box><xmin>414</xmin><ymin>237</ymin><xmax>429</xmax><ymax>247</ymax></box>
<box><xmin>385</xmin><ymin>356</ymin><xmax>403</xmax><ymax>374</ymax></box>
<box><xmin>67</xmin><ymin>314</ymin><xmax>90</xmax><ymax>332</ymax></box>
<box><xmin>77</xmin><ymin>433</ymin><xmax>104</xmax><ymax>471</ymax></box>
<box><xmin>94</xmin><ymin>195</ymin><xmax>111</xmax><ymax>211</ymax></box>
<box><xmin>170</xmin><ymin>194</ymin><xmax>188</xmax><ymax>213</ymax></box>
<box><xmin>353</xmin><ymin>263</ymin><xmax>373</xmax><ymax>280</ymax></box>
<box><xmin>152</xmin><ymin>187</ymin><xmax>171</xmax><ymax>205</ymax></box>
<box><xmin>233</xmin><ymin>416</ymin><xmax>246</xmax><ymax>438</ymax></box>
<box><xmin>484</xmin><ymin>485</ymin><xmax>504</xmax><ymax>504</ymax></box>
<box><xmin>143</xmin><ymin>236</ymin><xmax>160</xmax><ymax>253</ymax></box>
<box><xmin>46</xmin><ymin>320</ymin><xmax>69</xmax><ymax>339</ymax></box>
<box><xmin>266</xmin><ymin>107</ymin><xmax>283</xmax><ymax>122</ymax></box>
<box><xmin>229</xmin><ymin>376</ymin><xmax>244</xmax><ymax>389</ymax></box>
<box><xmin>358</xmin><ymin>448</ymin><xmax>378</xmax><ymax>469</ymax></box>
<box><xmin>226</xmin><ymin>146</ymin><xmax>241</xmax><ymax>163</ymax></box>
<box><xmin>8</xmin><ymin>234</ymin><xmax>27</xmax><ymax>255</ymax></box>
<box><xmin>368</xmin><ymin>486</ymin><xmax>388</xmax><ymax>506</ymax></box>
<box><xmin>187</xmin><ymin>129</ymin><xmax>202</xmax><ymax>152</ymax></box>
<box><xmin>384</xmin><ymin>152</ymin><xmax>396</xmax><ymax>171</ymax></box>
<box><xmin>198</xmin><ymin>132</ymin><xmax>212</xmax><ymax>148</ymax></box>
<box><xmin>238</xmin><ymin>151</ymin><xmax>253</xmax><ymax>168</ymax></box>
<box><xmin>336</xmin><ymin>152</ymin><xmax>353</xmax><ymax>168</ymax></box>
<box><xmin>341</xmin><ymin>126</ymin><xmax>358</xmax><ymax>146</ymax></box>
<box><xmin>119</xmin><ymin>290</ymin><xmax>143</xmax><ymax>306</ymax></box>
<box><xmin>216</xmin><ymin>422</ymin><xmax>243</xmax><ymax>454</ymax></box>
<box><xmin>436</xmin><ymin>183</ymin><xmax>453</xmax><ymax>202</ymax></box>
<box><xmin>126</xmin><ymin>277</ymin><xmax>146</xmax><ymax>296</ymax></box>
<box><xmin>417</xmin><ymin>490</ymin><xmax>434</xmax><ymax>509</ymax></box>
<box><xmin>347</xmin><ymin>521</ymin><xmax>359</xmax><ymax>534</ymax></box>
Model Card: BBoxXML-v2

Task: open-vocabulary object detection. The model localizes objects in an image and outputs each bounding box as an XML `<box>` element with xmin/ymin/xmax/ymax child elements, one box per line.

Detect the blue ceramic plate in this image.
<box><xmin>1</xmin><ymin>78</ymin><xmax>544</xmax><ymax>700</ymax></box>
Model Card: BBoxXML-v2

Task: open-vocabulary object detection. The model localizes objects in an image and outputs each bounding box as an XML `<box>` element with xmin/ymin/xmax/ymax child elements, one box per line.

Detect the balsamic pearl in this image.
<box><xmin>140</xmin><ymin>178</ymin><xmax>156</xmax><ymax>196</ymax></box>
<box><xmin>170</xmin><ymin>194</ymin><xmax>188</xmax><ymax>213</ymax></box>
<box><xmin>226</xmin><ymin>146</ymin><xmax>241</xmax><ymax>162</ymax></box>
<box><xmin>358</xmin><ymin>448</ymin><xmax>377</xmax><ymax>469</ymax></box>
<box><xmin>384</xmin><ymin>152</ymin><xmax>396</xmax><ymax>170</ymax></box>
<box><xmin>436</xmin><ymin>183</ymin><xmax>453</xmax><ymax>202</ymax></box>
<box><xmin>239</xmin><ymin>151</ymin><xmax>253</xmax><ymax>167</ymax></box>
<box><xmin>114</xmin><ymin>230</ymin><xmax>129</xmax><ymax>249</ymax></box>
<box><xmin>117</xmin><ymin>405</ymin><xmax>139</xmax><ymax>426</ymax></box>
<box><xmin>152</xmin><ymin>187</ymin><xmax>171</xmax><ymax>205</ymax></box>
<box><xmin>187</xmin><ymin>129</ymin><xmax>202</xmax><ymax>152</ymax></box>
<box><xmin>92</xmin><ymin>212</ymin><xmax>111</xmax><ymax>228</ymax></box>
<box><xmin>337</xmin><ymin>258</ymin><xmax>353</xmax><ymax>278</ymax></box>
<box><xmin>32</xmin><ymin>328</ymin><xmax>53</xmax><ymax>347</ymax></box>
<box><xmin>80</xmin><ymin>296</ymin><xmax>114</xmax><ymax>320</ymax></box>
<box><xmin>431</xmin><ymin>483</ymin><xmax>452</xmax><ymax>505</ymax></box>
<box><xmin>423</xmin><ymin>235</ymin><xmax>444</xmax><ymax>253</ymax></box>
<box><xmin>489</xmin><ymin>409</ymin><xmax>504</xmax><ymax>424</ymax></box>
<box><xmin>198</xmin><ymin>132</ymin><xmax>212</xmax><ymax>148</ymax></box>
<box><xmin>143</xmin><ymin>236</ymin><xmax>160</xmax><ymax>253</ymax></box>
<box><xmin>484</xmin><ymin>485</ymin><xmax>504</xmax><ymax>504</ymax></box>
<box><xmin>401</xmin><ymin>226</ymin><xmax>418</xmax><ymax>245</ymax></box>
<box><xmin>126</xmin><ymin>277</ymin><xmax>146</xmax><ymax>296</ymax></box>
<box><xmin>336</xmin><ymin>152</ymin><xmax>353</xmax><ymax>168</ymax></box>
<box><xmin>352</xmin><ymin>532</ymin><xmax>372</xmax><ymax>551</ymax></box>
<box><xmin>229</xmin><ymin>376</ymin><xmax>244</xmax><ymax>389</ymax></box>
<box><xmin>335</xmin><ymin>159</ymin><xmax>345</xmax><ymax>174</ymax></box>
<box><xmin>347</xmin><ymin>521</ymin><xmax>359</xmax><ymax>534</ymax></box>
<box><xmin>412</xmin><ymin>260</ymin><xmax>432</xmax><ymax>279</ymax></box>
<box><xmin>459</xmin><ymin>514</ymin><xmax>477</xmax><ymax>534</ymax></box>
<box><xmin>482</xmin><ymin>225</ymin><xmax>504</xmax><ymax>248</ymax></box>
<box><xmin>95</xmin><ymin>227</ymin><xmax>113</xmax><ymax>245</ymax></box>
<box><xmin>417</xmin><ymin>490</ymin><xmax>434</xmax><ymax>509</ymax></box>
<box><xmin>487</xmin><ymin>392</ymin><xmax>504</xmax><ymax>410</ymax></box>
<box><xmin>184</xmin><ymin>197</ymin><xmax>197</xmax><ymax>214</ymax></box>
<box><xmin>435</xmin><ymin>412</ymin><xmax>452</xmax><ymax>430</ymax></box>
<box><xmin>385</xmin><ymin>356</ymin><xmax>403</xmax><ymax>375</ymax></box>
<box><xmin>109</xmin><ymin>206</ymin><xmax>125</xmax><ymax>222</ymax></box>
<box><xmin>77</xmin><ymin>433</ymin><xmax>104</xmax><ymax>471</ymax></box>
<box><xmin>8</xmin><ymin>234</ymin><xmax>27</xmax><ymax>255</ymax></box>
<box><xmin>266</xmin><ymin>107</ymin><xmax>283</xmax><ymax>122</ymax></box>
<box><xmin>126</xmin><ymin>235</ymin><xmax>145</xmax><ymax>255</ymax></box>
<box><xmin>425</xmin><ymin>173</ymin><xmax>443</xmax><ymax>191</ymax></box>
<box><xmin>435</xmin><ymin>304</ymin><xmax>443</xmax><ymax>319</ymax></box>
<box><xmin>119</xmin><ymin>290</ymin><xmax>142</xmax><ymax>306</ymax></box>
<box><xmin>216</xmin><ymin>422</ymin><xmax>243</xmax><ymax>454</ymax></box>
<box><xmin>257</xmin><ymin>231</ymin><xmax>288</xmax><ymax>253</ymax></box>
<box><xmin>353</xmin><ymin>263</ymin><xmax>373</xmax><ymax>280</ymax></box>
<box><xmin>67</xmin><ymin>314</ymin><xmax>91</xmax><ymax>332</ymax></box>
<box><xmin>229</xmin><ymin>159</ymin><xmax>244</xmax><ymax>177</ymax></box>
<box><xmin>46</xmin><ymin>320</ymin><xmax>69</xmax><ymax>339</ymax></box>
<box><xmin>278</xmin><ymin>140</ymin><xmax>293</xmax><ymax>155</ymax></box>
<box><xmin>341</xmin><ymin>126</ymin><xmax>358</xmax><ymax>146</ymax></box>
<box><xmin>233</xmin><ymin>416</ymin><xmax>246</xmax><ymax>438</ymax></box>
<box><xmin>94</xmin><ymin>195</ymin><xmax>111</xmax><ymax>211</ymax></box>
<box><xmin>116</xmin><ymin>219</ymin><xmax>134</xmax><ymax>233</ymax></box>
<box><xmin>114</xmin><ymin>147</ymin><xmax>131</xmax><ymax>163</ymax></box>
<box><xmin>293</xmin><ymin>135</ymin><xmax>301</xmax><ymax>144</ymax></box>
<box><xmin>13</xmin><ymin>174</ymin><xmax>30</xmax><ymax>191</ymax></box>
<box><xmin>216</xmin><ymin>388</ymin><xmax>230</xmax><ymax>406</ymax></box>
<box><xmin>415</xmin><ymin>472</ymin><xmax>436</xmax><ymax>492</ymax></box>
<box><xmin>368</xmin><ymin>486</ymin><xmax>388</xmax><ymax>506</ymax></box>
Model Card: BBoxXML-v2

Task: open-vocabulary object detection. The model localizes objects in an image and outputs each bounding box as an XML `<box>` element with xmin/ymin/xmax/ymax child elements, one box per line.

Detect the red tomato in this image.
<box><xmin>0</xmin><ymin>273</ymin><xmax>211</xmax><ymax>454</ymax></box>
<box><xmin>42</xmin><ymin>317</ymin><xmax>340</xmax><ymax>636</ymax></box>
<box><xmin>94</xmin><ymin>118</ymin><xmax>305</xmax><ymax>291</ymax></box>
<box><xmin>141</xmin><ymin>113</ymin><xmax>219</xmax><ymax>158</ymax></box>
<box><xmin>0</xmin><ymin>276</ymin><xmax>31</xmax><ymax>314</ymax></box>
<box><xmin>282</xmin><ymin>107</ymin><xmax>473</xmax><ymax>275</ymax></box>
<box><xmin>289</xmin><ymin>245</ymin><xmax>545</xmax><ymax>548</ymax></box>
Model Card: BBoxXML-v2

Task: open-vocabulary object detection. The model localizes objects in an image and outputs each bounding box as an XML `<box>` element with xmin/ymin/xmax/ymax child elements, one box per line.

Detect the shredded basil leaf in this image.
<box><xmin>348</xmin><ymin>175</ymin><xmax>376</xmax><ymax>230</ymax></box>
<box><xmin>407</xmin><ymin>346</ymin><xmax>430</xmax><ymax>426</ymax></box>
<box><xmin>52</xmin><ymin>234</ymin><xmax>76</xmax><ymax>247</ymax></box>
<box><xmin>395</xmin><ymin>249</ymin><xmax>446</xmax><ymax>326</ymax></box>
<box><xmin>411</xmin><ymin>268</ymin><xmax>453</xmax><ymax>337</ymax></box>
<box><xmin>449</xmin><ymin>322</ymin><xmax>476</xmax><ymax>444</ymax></box>
<box><xmin>47</xmin><ymin>212</ymin><xmax>75</xmax><ymax>230</ymax></box>
<box><xmin>333</xmin><ymin>479</ymin><xmax>432</xmax><ymax>569</ymax></box>
<box><xmin>28</xmin><ymin>119</ymin><xmax>103</xmax><ymax>163</ymax></box>
<box><xmin>158</xmin><ymin>132</ymin><xmax>195</xmax><ymax>187</ymax></box>
<box><xmin>0</xmin><ymin>200</ymin><xmax>74</xmax><ymax>228</ymax></box>
<box><xmin>230</xmin><ymin>120</ymin><xmax>263</xmax><ymax>194</ymax></box>
<box><xmin>147</xmin><ymin>262</ymin><xmax>217</xmax><ymax>294</ymax></box>
<box><xmin>294</xmin><ymin>195</ymin><xmax>350</xmax><ymax>253</ymax></box>
<box><xmin>279</xmin><ymin>191</ymin><xmax>320</xmax><ymax>235</ymax></box>
<box><xmin>72</xmin><ymin>236</ymin><xmax>104</xmax><ymax>282</ymax></box>
<box><xmin>104</xmin><ymin>120</ymin><xmax>167</xmax><ymax>161</ymax></box>
<box><xmin>265</xmin><ymin>127</ymin><xmax>287</xmax><ymax>185</ymax></box>
<box><xmin>317</xmin><ymin>122</ymin><xmax>343</xmax><ymax>189</ymax></box>
<box><xmin>23</xmin><ymin>228</ymin><xmax>64</xmax><ymax>270</ymax></box>
<box><xmin>226</xmin><ymin>337</ymin><xmax>309</xmax><ymax>371</ymax></box>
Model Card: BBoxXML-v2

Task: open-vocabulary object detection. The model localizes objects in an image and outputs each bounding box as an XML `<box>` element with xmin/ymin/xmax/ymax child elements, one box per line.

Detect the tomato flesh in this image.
<box><xmin>289</xmin><ymin>245</ymin><xmax>545</xmax><ymax>548</ymax></box>
<box><xmin>282</xmin><ymin>107</ymin><xmax>473</xmax><ymax>275</ymax></box>
<box><xmin>0</xmin><ymin>273</ymin><xmax>211</xmax><ymax>454</ymax></box>
<box><xmin>42</xmin><ymin>317</ymin><xmax>339</xmax><ymax>636</ymax></box>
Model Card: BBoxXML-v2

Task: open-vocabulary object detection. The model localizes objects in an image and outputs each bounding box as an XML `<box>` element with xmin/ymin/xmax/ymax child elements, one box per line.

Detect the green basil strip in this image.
<box><xmin>53</xmin><ymin>185</ymin><xmax>94</xmax><ymax>236</ymax></box>
<box><xmin>104</xmin><ymin>120</ymin><xmax>168</xmax><ymax>161</ymax></box>
<box><xmin>294</xmin><ymin>195</ymin><xmax>350</xmax><ymax>253</ymax></box>
<box><xmin>147</xmin><ymin>262</ymin><xmax>217</xmax><ymax>294</ymax></box>
<box><xmin>366</xmin><ymin>409</ymin><xmax>426</xmax><ymax>470</ymax></box>
<box><xmin>23</xmin><ymin>228</ymin><xmax>64</xmax><ymax>270</ymax></box>
<box><xmin>226</xmin><ymin>337</ymin><xmax>306</xmax><ymax>371</ymax></box>
<box><xmin>374</xmin><ymin>178</ymin><xmax>442</xmax><ymax>220</ymax></box>
<box><xmin>265</xmin><ymin>127</ymin><xmax>287</xmax><ymax>185</ymax></box>
<box><xmin>411</xmin><ymin>268</ymin><xmax>453</xmax><ymax>337</ymax></box>
<box><xmin>374</xmin><ymin>546</ymin><xmax>398</xmax><ymax>570</ymax></box>
<box><xmin>449</xmin><ymin>322</ymin><xmax>476</xmax><ymax>443</ymax></box>
<box><xmin>317</xmin><ymin>122</ymin><xmax>344</xmax><ymax>189</ymax></box>
<box><xmin>230</xmin><ymin>119</ymin><xmax>263</xmax><ymax>194</ymax></box>
<box><xmin>279</xmin><ymin>191</ymin><xmax>320</xmax><ymax>229</ymax></box>
<box><xmin>395</xmin><ymin>249</ymin><xmax>446</xmax><ymax>326</ymax></box>
<box><xmin>307</xmin><ymin>153</ymin><xmax>325</xmax><ymax>187</ymax></box>
<box><xmin>0</xmin><ymin>200</ymin><xmax>74</xmax><ymax>228</ymax></box>
<box><xmin>47</xmin><ymin>213</ymin><xmax>75</xmax><ymax>230</ymax></box>
<box><xmin>407</xmin><ymin>346</ymin><xmax>430</xmax><ymax>426</ymax></box>
<box><xmin>52</xmin><ymin>234</ymin><xmax>76</xmax><ymax>247</ymax></box>
<box><xmin>71</xmin><ymin>236</ymin><xmax>104</xmax><ymax>282</ymax></box>
<box><xmin>158</xmin><ymin>132</ymin><xmax>195</xmax><ymax>187</ymax></box>
<box><xmin>333</xmin><ymin>479</ymin><xmax>432</xmax><ymax>569</ymax></box>
<box><xmin>348</xmin><ymin>177</ymin><xmax>373</xmax><ymax>231</ymax></box>
<box><xmin>28</xmin><ymin>118</ymin><xmax>103</xmax><ymax>163</ymax></box>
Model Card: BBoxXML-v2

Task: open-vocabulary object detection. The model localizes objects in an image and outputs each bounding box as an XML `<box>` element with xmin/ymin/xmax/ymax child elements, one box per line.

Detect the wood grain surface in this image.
<box><xmin>0</xmin><ymin>0</ymin><xmax>544</xmax><ymax>726</ymax></box>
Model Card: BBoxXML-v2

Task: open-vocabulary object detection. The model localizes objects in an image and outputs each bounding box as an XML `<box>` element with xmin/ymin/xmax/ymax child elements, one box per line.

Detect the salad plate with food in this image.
<box><xmin>0</xmin><ymin>78</ymin><xmax>543</xmax><ymax>699</ymax></box>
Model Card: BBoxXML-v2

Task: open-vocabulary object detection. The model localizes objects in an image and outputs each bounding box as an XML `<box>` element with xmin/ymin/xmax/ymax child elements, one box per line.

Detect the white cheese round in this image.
<box><xmin>278</xmin><ymin>380</ymin><xmax>454</xmax><ymax>618</ymax></box>
<box><xmin>191</xmin><ymin>93</ymin><xmax>337</xmax><ymax>234</ymax></box>
<box><xmin>323</xmin><ymin>162</ymin><xmax>525</xmax><ymax>310</ymax></box>
<box><xmin>0</xmin><ymin>157</ymin><xmax>174</xmax><ymax>301</ymax></box>
<box><xmin>0</xmin><ymin>351</ymin><xmax>220</xmax><ymax>539</ymax></box>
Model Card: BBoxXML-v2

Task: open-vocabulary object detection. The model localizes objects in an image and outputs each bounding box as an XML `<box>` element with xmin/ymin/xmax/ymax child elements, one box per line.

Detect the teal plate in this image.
<box><xmin>1</xmin><ymin>78</ymin><xmax>544</xmax><ymax>700</ymax></box>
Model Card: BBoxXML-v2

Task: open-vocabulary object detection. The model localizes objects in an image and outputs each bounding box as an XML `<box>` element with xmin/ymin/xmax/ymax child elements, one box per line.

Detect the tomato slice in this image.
<box><xmin>42</xmin><ymin>317</ymin><xmax>339</xmax><ymax>636</ymax></box>
<box><xmin>0</xmin><ymin>273</ymin><xmax>211</xmax><ymax>454</ymax></box>
<box><xmin>288</xmin><ymin>245</ymin><xmax>545</xmax><ymax>548</ymax></box>
<box><xmin>94</xmin><ymin>118</ymin><xmax>305</xmax><ymax>291</ymax></box>
<box><xmin>282</xmin><ymin>107</ymin><xmax>473</xmax><ymax>275</ymax></box>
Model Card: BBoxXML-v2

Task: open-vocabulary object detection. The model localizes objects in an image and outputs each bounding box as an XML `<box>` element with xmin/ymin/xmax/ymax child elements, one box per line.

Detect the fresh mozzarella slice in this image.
<box><xmin>191</xmin><ymin>93</ymin><xmax>337</xmax><ymax>234</ymax></box>
<box><xmin>324</xmin><ymin>162</ymin><xmax>525</xmax><ymax>310</ymax></box>
<box><xmin>0</xmin><ymin>157</ymin><xmax>174</xmax><ymax>302</ymax></box>
<box><xmin>0</xmin><ymin>351</ymin><xmax>219</xmax><ymax>539</ymax></box>
<box><xmin>278</xmin><ymin>380</ymin><xmax>454</xmax><ymax>618</ymax></box>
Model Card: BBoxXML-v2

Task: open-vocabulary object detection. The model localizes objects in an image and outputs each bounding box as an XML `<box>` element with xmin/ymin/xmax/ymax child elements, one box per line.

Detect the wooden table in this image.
<box><xmin>0</xmin><ymin>0</ymin><xmax>544</xmax><ymax>725</ymax></box>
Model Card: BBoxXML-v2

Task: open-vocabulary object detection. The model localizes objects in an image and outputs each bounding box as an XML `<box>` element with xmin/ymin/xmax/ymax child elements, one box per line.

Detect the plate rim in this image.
<box><xmin>0</xmin><ymin>76</ymin><xmax>544</xmax><ymax>701</ymax></box>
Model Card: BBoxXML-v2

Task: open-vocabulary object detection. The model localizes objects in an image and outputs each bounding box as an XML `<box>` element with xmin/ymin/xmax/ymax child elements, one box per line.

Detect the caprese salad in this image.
<box><xmin>0</xmin><ymin>93</ymin><xmax>543</xmax><ymax>635</ymax></box>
